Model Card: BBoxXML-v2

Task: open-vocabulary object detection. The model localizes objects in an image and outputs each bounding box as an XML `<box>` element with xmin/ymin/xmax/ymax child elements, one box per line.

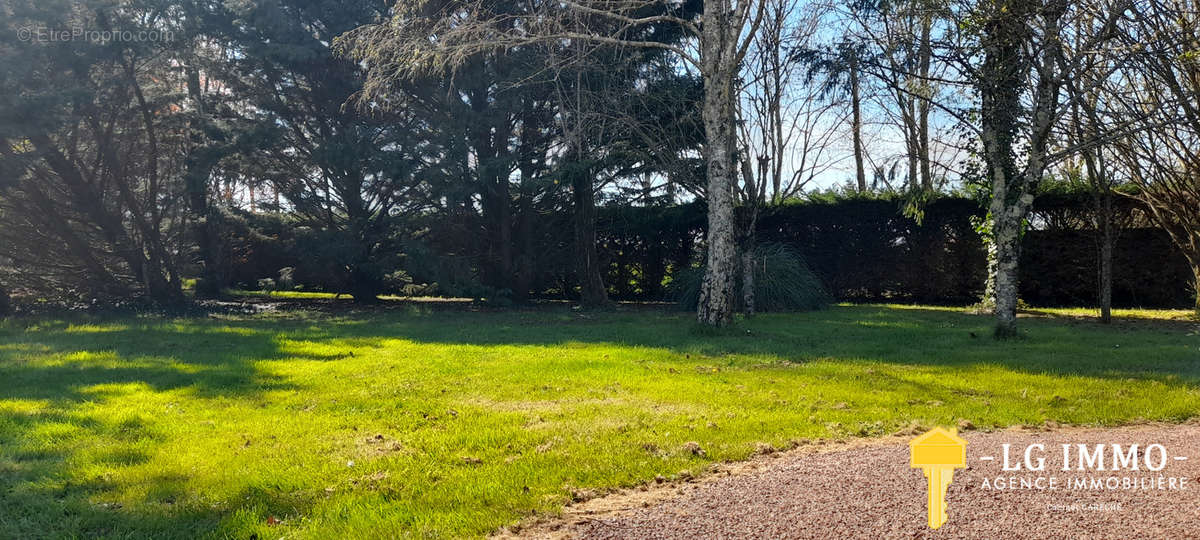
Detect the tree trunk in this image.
<box><xmin>741</xmin><ymin>246</ymin><xmax>756</xmax><ymax>316</ymax></box>
<box><xmin>991</xmin><ymin>212</ymin><xmax>1022</xmax><ymax>338</ymax></box>
<box><xmin>512</xmin><ymin>186</ymin><xmax>535</xmax><ymax>303</ymax></box>
<box><xmin>979</xmin><ymin>1</ymin><xmax>1040</xmax><ymax>339</ymax></box>
<box><xmin>850</xmin><ymin>56</ymin><xmax>866</xmax><ymax>192</ymax></box>
<box><xmin>1193</xmin><ymin>266</ymin><xmax>1200</xmax><ymax>315</ymax></box>
<box><xmin>696</xmin><ymin>10</ymin><xmax>740</xmax><ymax>327</ymax></box>
<box><xmin>571</xmin><ymin>159</ymin><xmax>610</xmax><ymax>309</ymax></box>
<box><xmin>348</xmin><ymin>267</ymin><xmax>381</xmax><ymax>304</ymax></box>
<box><xmin>1079</xmin><ymin>109</ymin><xmax>1113</xmax><ymax>324</ymax></box>
<box><xmin>346</xmin><ymin>211</ymin><xmax>381</xmax><ymax>304</ymax></box>
<box><xmin>480</xmin><ymin>165</ymin><xmax>514</xmax><ymax>296</ymax></box>
<box><xmin>736</xmin><ymin>194</ymin><xmax>759</xmax><ymax>316</ymax></box>
<box><xmin>1098</xmin><ymin>191</ymin><xmax>1113</xmax><ymax>324</ymax></box>
<box><xmin>697</xmin><ymin>104</ymin><xmax>738</xmax><ymax>326</ymax></box>
<box><xmin>185</xmin><ymin>67</ymin><xmax>225</xmax><ymax>299</ymax></box>
<box><xmin>906</xmin><ymin>113</ymin><xmax>919</xmax><ymax>189</ymax></box>
<box><xmin>917</xmin><ymin>14</ymin><xmax>934</xmax><ymax>191</ymax></box>
<box><xmin>468</xmin><ymin>86</ymin><xmax>515</xmax><ymax>300</ymax></box>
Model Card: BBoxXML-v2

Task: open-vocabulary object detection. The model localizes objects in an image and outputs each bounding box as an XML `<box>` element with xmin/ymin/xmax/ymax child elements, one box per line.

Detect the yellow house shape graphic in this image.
<box><xmin>910</xmin><ymin>427</ymin><xmax>967</xmax><ymax>529</ymax></box>
<box><xmin>910</xmin><ymin>427</ymin><xmax>967</xmax><ymax>467</ymax></box>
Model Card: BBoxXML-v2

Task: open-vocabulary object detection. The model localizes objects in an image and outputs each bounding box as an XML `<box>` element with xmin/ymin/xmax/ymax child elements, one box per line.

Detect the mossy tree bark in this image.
<box><xmin>696</xmin><ymin>6</ymin><xmax>743</xmax><ymax>327</ymax></box>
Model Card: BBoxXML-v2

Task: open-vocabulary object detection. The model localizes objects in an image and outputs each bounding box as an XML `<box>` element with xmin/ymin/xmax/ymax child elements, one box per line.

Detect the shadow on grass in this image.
<box><xmin>292</xmin><ymin>304</ymin><xmax>1200</xmax><ymax>385</ymax></box>
<box><xmin>0</xmin><ymin>304</ymin><xmax>1196</xmax><ymax>538</ymax></box>
<box><xmin>0</xmin><ymin>319</ymin><xmax>332</xmax><ymax>539</ymax></box>
<box><xmin>0</xmin><ymin>323</ymin><xmax>304</xmax><ymax>402</ymax></box>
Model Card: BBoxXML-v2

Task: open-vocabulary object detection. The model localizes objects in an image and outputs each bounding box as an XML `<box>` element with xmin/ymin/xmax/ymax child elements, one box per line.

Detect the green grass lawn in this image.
<box><xmin>1</xmin><ymin>305</ymin><xmax>1198</xmax><ymax>539</ymax></box>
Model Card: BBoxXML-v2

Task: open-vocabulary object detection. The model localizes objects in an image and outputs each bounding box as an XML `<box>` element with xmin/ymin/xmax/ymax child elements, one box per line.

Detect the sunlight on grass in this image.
<box><xmin>223</xmin><ymin>289</ymin><xmax>471</xmax><ymax>303</ymax></box>
<box><xmin>1</xmin><ymin>305</ymin><xmax>1197</xmax><ymax>538</ymax></box>
<box><xmin>879</xmin><ymin>302</ymin><xmax>1199</xmax><ymax>321</ymax></box>
<box><xmin>63</xmin><ymin>324</ymin><xmax>131</xmax><ymax>334</ymax></box>
<box><xmin>1032</xmin><ymin>306</ymin><xmax>1198</xmax><ymax>321</ymax></box>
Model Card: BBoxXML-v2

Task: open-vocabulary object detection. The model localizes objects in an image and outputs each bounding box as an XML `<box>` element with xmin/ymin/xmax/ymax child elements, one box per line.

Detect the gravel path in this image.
<box><xmin>505</xmin><ymin>423</ymin><xmax>1200</xmax><ymax>539</ymax></box>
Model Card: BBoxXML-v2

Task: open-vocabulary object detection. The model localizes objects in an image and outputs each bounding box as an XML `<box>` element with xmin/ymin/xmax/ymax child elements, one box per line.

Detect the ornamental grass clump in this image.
<box><xmin>672</xmin><ymin>243</ymin><xmax>831</xmax><ymax>312</ymax></box>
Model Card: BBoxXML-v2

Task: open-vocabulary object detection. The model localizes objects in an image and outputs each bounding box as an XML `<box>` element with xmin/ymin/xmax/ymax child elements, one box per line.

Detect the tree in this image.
<box><xmin>1065</xmin><ymin>64</ymin><xmax>1121</xmax><ymax>323</ymax></box>
<box><xmin>850</xmin><ymin>0</ymin><xmax>941</xmax><ymax>191</ymax></box>
<box><xmin>213</xmin><ymin>0</ymin><xmax>423</xmax><ymax>302</ymax></box>
<box><xmin>546</xmin><ymin>40</ymin><xmax>681</xmax><ymax>309</ymax></box>
<box><xmin>339</xmin><ymin>0</ymin><xmax>762</xmax><ymax>326</ymax></box>
<box><xmin>1105</xmin><ymin>0</ymin><xmax>1200</xmax><ymax>313</ymax></box>
<box><xmin>975</xmin><ymin>0</ymin><xmax>1044</xmax><ymax>338</ymax></box>
<box><xmin>898</xmin><ymin>0</ymin><xmax>1128</xmax><ymax>336</ymax></box>
<box><xmin>0</xmin><ymin>0</ymin><xmax>192</xmax><ymax>305</ymax></box>
<box><xmin>795</xmin><ymin>38</ymin><xmax>872</xmax><ymax>193</ymax></box>
<box><xmin>736</xmin><ymin>0</ymin><xmax>841</xmax><ymax>313</ymax></box>
<box><xmin>556</xmin><ymin>69</ymin><xmax>614</xmax><ymax>308</ymax></box>
<box><xmin>980</xmin><ymin>0</ymin><xmax>1135</xmax><ymax>336</ymax></box>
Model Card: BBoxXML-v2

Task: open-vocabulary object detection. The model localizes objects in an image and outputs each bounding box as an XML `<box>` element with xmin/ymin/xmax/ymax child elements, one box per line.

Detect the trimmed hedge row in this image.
<box><xmin>222</xmin><ymin>191</ymin><xmax>1195</xmax><ymax>308</ymax></box>
<box><xmin>597</xmin><ymin>194</ymin><xmax>1195</xmax><ymax>308</ymax></box>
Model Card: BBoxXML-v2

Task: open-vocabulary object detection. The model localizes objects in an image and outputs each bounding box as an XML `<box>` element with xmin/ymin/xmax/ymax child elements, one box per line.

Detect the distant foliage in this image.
<box><xmin>0</xmin><ymin>283</ymin><xmax>10</xmax><ymax>317</ymax></box>
<box><xmin>598</xmin><ymin>204</ymin><xmax>704</xmax><ymax>300</ymax></box>
<box><xmin>672</xmin><ymin>243</ymin><xmax>831</xmax><ymax>312</ymax></box>
<box><xmin>215</xmin><ymin>189</ymin><xmax>1194</xmax><ymax>308</ymax></box>
<box><xmin>1021</xmin><ymin>229</ymin><xmax>1192</xmax><ymax>307</ymax></box>
<box><xmin>601</xmin><ymin>189</ymin><xmax>1193</xmax><ymax>308</ymax></box>
<box><xmin>397</xmin><ymin>239</ymin><xmax>495</xmax><ymax>299</ymax></box>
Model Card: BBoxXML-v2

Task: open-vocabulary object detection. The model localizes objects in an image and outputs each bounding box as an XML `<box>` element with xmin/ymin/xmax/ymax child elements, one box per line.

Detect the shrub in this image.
<box><xmin>671</xmin><ymin>243</ymin><xmax>832</xmax><ymax>312</ymax></box>
<box><xmin>748</xmin><ymin>243</ymin><xmax>835</xmax><ymax>311</ymax></box>
<box><xmin>398</xmin><ymin>239</ymin><xmax>491</xmax><ymax>298</ymax></box>
<box><xmin>277</xmin><ymin>267</ymin><xmax>296</xmax><ymax>291</ymax></box>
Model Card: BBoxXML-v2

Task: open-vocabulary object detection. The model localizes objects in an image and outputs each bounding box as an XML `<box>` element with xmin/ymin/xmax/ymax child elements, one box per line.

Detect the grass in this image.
<box><xmin>221</xmin><ymin>289</ymin><xmax>472</xmax><ymax>303</ymax></box>
<box><xmin>1026</xmin><ymin>306</ymin><xmax>1198</xmax><ymax>321</ymax></box>
<box><xmin>1</xmin><ymin>304</ymin><xmax>1198</xmax><ymax>539</ymax></box>
<box><xmin>221</xmin><ymin>289</ymin><xmax>355</xmax><ymax>300</ymax></box>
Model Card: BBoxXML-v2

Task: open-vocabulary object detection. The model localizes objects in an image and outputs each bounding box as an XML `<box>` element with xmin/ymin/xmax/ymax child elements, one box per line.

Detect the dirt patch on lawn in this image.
<box><xmin>497</xmin><ymin>422</ymin><xmax>1200</xmax><ymax>539</ymax></box>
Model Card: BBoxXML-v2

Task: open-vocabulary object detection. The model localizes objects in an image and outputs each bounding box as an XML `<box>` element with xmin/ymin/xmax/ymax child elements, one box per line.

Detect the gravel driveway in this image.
<box><xmin>503</xmin><ymin>423</ymin><xmax>1200</xmax><ymax>539</ymax></box>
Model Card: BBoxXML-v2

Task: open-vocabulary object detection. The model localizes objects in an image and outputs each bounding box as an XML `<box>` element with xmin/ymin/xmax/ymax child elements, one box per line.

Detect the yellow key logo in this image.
<box><xmin>910</xmin><ymin>427</ymin><xmax>968</xmax><ymax>529</ymax></box>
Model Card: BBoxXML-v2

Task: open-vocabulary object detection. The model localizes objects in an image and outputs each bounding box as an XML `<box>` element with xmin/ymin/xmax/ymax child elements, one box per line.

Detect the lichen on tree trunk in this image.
<box><xmin>697</xmin><ymin>109</ymin><xmax>738</xmax><ymax>327</ymax></box>
<box><xmin>695</xmin><ymin>3</ymin><xmax>742</xmax><ymax>328</ymax></box>
<box><xmin>991</xmin><ymin>211</ymin><xmax>1023</xmax><ymax>338</ymax></box>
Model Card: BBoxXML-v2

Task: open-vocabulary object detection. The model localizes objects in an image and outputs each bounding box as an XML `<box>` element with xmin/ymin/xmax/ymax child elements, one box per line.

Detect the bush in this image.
<box><xmin>747</xmin><ymin>243</ymin><xmax>835</xmax><ymax>311</ymax></box>
<box><xmin>671</xmin><ymin>243</ymin><xmax>832</xmax><ymax>312</ymax></box>
<box><xmin>277</xmin><ymin>267</ymin><xmax>296</xmax><ymax>291</ymax></box>
<box><xmin>398</xmin><ymin>239</ymin><xmax>492</xmax><ymax>299</ymax></box>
